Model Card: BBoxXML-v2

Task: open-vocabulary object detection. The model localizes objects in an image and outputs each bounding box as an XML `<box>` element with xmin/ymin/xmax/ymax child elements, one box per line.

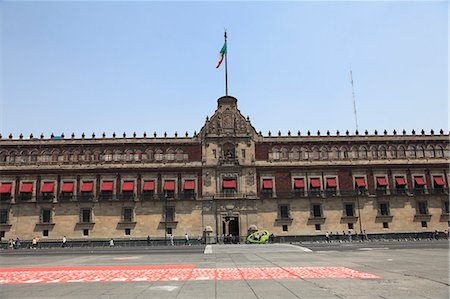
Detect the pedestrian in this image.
<box><xmin>184</xmin><ymin>233</ymin><xmax>189</xmax><ymax>245</ymax></box>
<box><xmin>363</xmin><ymin>230</ymin><xmax>369</xmax><ymax>241</ymax></box>
<box><xmin>329</xmin><ymin>232</ymin><xmax>333</xmax><ymax>243</ymax></box>
<box><xmin>434</xmin><ymin>230</ymin><xmax>439</xmax><ymax>240</ymax></box>
<box><xmin>147</xmin><ymin>235</ymin><xmax>151</xmax><ymax>246</ymax></box>
<box><xmin>109</xmin><ymin>238</ymin><xmax>114</xmax><ymax>247</ymax></box>
<box><xmin>444</xmin><ymin>229</ymin><xmax>449</xmax><ymax>240</ymax></box>
<box><xmin>62</xmin><ymin>236</ymin><xmax>67</xmax><ymax>248</ymax></box>
<box><xmin>170</xmin><ymin>234</ymin><xmax>174</xmax><ymax>246</ymax></box>
<box><xmin>342</xmin><ymin>231</ymin><xmax>346</xmax><ymax>242</ymax></box>
<box><xmin>325</xmin><ymin>232</ymin><xmax>330</xmax><ymax>243</ymax></box>
<box><xmin>15</xmin><ymin>237</ymin><xmax>21</xmax><ymax>249</ymax></box>
<box><xmin>8</xmin><ymin>239</ymin><xmax>14</xmax><ymax>249</ymax></box>
<box><xmin>347</xmin><ymin>231</ymin><xmax>352</xmax><ymax>242</ymax></box>
<box><xmin>32</xmin><ymin>237</ymin><xmax>37</xmax><ymax>249</ymax></box>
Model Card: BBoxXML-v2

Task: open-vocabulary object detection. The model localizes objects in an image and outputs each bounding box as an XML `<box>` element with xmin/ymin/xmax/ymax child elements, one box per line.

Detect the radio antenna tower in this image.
<box><xmin>350</xmin><ymin>69</ymin><xmax>359</xmax><ymax>131</ymax></box>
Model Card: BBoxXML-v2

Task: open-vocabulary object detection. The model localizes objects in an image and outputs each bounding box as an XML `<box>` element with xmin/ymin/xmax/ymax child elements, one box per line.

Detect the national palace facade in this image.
<box><xmin>0</xmin><ymin>96</ymin><xmax>449</xmax><ymax>242</ymax></box>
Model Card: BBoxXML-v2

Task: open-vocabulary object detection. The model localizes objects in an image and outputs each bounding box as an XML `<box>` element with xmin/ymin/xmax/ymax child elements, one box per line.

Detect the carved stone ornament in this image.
<box><xmin>204</xmin><ymin>173</ymin><xmax>211</xmax><ymax>187</ymax></box>
<box><xmin>247</xmin><ymin>171</ymin><xmax>255</xmax><ymax>186</ymax></box>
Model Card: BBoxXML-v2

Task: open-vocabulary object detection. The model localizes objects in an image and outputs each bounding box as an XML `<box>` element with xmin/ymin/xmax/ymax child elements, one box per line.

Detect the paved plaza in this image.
<box><xmin>0</xmin><ymin>240</ymin><xmax>449</xmax><ymax>298</ymax></box>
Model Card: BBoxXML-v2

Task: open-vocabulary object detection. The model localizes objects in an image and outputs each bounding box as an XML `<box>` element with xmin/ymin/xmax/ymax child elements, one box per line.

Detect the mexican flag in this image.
<box><xmin>216</xmin><ymin>41</ymin><xmax>227</xmax><ymax>68</ymax></box>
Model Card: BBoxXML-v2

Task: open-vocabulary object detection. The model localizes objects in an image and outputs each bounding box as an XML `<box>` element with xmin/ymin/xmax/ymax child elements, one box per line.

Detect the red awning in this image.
<box><xmin>310</xmin><ymin>178</ymin><xmax>321</xmax><ymax>188</ymax></box>
<box><xmin>326</xmin><ymin>178</ymin><xmax>337</xmax><ymax>188</ymax></box>
<box><xmin>184</xmin><ymin>180</ymin><xmax>195</xmax><ymax>190</ymax></box>
<box><xmin>414</xmin><ymin>177</ymin><xmax>426</xmax><ymax>186</ymax></box>
<box><xmin>434</xmin><ymin>176</ymin><xmax>445</xmax><ymax>186</ymax></box>
<box><xmin>0</xmin><ymin>183</ymin><xmax>12</xmax><ymax>194</ymax></box>
<box><xmin>41</xmin><ymin>182</ymin><xmax>54</xmax><ymax>193</ymax></box>
<box><xmin>355</xmin><ymin>178</ymin><xmax>366</xmax><ymax>187</ymax></box>
<box><xmin>223</xmin><ymin>179</ymin><xmax>236</xmax><ymax>189</ymax></box>
<box><xmin>143</xmin><ymin>181</ymin><xmax>155</xmax><ymax>191</ymax></box>
<box><xmin>101</xmin><ymin>181</ymin><xmax>114</xmax><ymax>191</ymax></box>
<box><xmin>81</xmin><ymin>182</ymin><xmax>93</xmax><ymax>192</ymax></box>
<box><xmin>61</xmin><ymin>182</ymin><xmax>74</xmax><ymax>192</ymax></box>
<box><xmin>395</xmin><ymin>177</ymin><xmax>407</xmax><ymax>186</ymax></box>
<box><xmin>163</xmin><ymin>181</ymin><xmax>175</xmax><ymax>191</ymax></box>
<box><xmin>263</xmin><ymin>179</ymin><xmax>273</xmax><ymax>189</ymax></box>
<box><xmin>122</xmin><ymin>181</ymin><xmax>134</xmax><ymax>192</ymax></box>
<box><xmin>294</xmin><ymin>179</ymin><xmax>304</xmax><ymax>189</ymax></box>
<box><xmin>20</xmin><ymin>183</ymin><xmax>33</xmax><ymax>193</ymax></box>
<box><xmin>376</xmin><ymin>177</ymin><xmax>388</xmax><ymax>186</ymax></box>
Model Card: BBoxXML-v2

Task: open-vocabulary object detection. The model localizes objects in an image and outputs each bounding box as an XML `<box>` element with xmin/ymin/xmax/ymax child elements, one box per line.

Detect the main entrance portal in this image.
<box><xmin>222</xmin><ymin>216</ymin><xmax>240</xmax><ymax>242</ymax></box>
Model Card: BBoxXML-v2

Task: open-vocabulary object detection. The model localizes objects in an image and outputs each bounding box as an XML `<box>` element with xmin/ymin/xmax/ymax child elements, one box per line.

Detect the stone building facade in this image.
<box><xmin>0</xmin><ymin>96</ymin><xmax>449</xmax><ymax>241</ymax></box>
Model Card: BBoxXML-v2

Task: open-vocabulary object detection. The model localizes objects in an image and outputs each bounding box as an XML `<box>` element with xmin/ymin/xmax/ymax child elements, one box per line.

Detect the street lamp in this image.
<box><xmin>164</xmin><ymin>193</ymin><xmax>168</xmax><ymax>245</ymax></box>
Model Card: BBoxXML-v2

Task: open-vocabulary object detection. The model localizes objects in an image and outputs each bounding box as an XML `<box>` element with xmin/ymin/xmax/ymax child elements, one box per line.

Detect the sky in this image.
<box><xmin>1</xmin><ymin>1</ymin><xmax>448</xmax><ymax>138</ymax></box>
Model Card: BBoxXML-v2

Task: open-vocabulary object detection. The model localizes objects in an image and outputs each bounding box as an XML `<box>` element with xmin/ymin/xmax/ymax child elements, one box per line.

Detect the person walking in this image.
<box><xmin>32</xmin><ymin>237</ymin><xmax>37</xmax><ymax>249</ymax></box>
<box><xmin>15</xmin><ymin>237</ymin><xmax>21</xmax><ymax>249</ymax></box>
<box><xmin>62</xmin><ymin>236</ymin><xmax>67</xmax><ymax>248</ymax></box>
<box><xmin>109</xmin><ymin>238</ymin><xmax>114</xmax><ymax>247</ymax></box>
<box><xmin>184</xmin><ymin>233</ymin><xmax>189</xmax><ymax>246</ymax></box>
<box><xmin>325</xmin><ymin>232</ymin><xmax>330</xmax><ymax>243</ymax></box>
<box><xmin>147</xmin><ymin>235</ymin><xmax>151</xmax><ymax>246</ymax></box>
<box><xmin>170</xmin><ymin>234</ymin><xmax>174</xmax><ymax>246</ymax></box>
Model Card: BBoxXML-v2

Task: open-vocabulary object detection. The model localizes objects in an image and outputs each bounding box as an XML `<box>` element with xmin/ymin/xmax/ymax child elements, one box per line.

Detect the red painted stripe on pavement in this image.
<box><xmin>0</xmin><ymin>266</ymin><xmax>381</xmax><ymax>284</ymax></box>
<box><xmin>0</xmin><ymin>264</ymin><xmax>195</xmax><ymax>272</ymax></box>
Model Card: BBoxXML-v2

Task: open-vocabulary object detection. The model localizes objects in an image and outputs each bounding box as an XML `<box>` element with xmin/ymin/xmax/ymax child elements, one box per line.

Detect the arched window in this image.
<box><xmin>166</xmin><ymin>149</ymin><xmax>175</xmax><ymax>161</ymax></box>
<box><xmin>341</xmin><ymin>147</ymin><xmax>349</xmax><ymax>159</ymax></box>
<box><xmin>20</xmin><ymin>151</ymin><xmax>29</xmax><ymax>163</ymax></box>
<box><xmin>370</xmin><ymin>146</ymin><xmax>378</xmax><ymax>159</ymax></box>
<box><xmin>134</xmin><ymin>150</ymin><xmax>142</xmax><ymax>161</ymax></box>
<box><xmin>8</xmin><ymin>151</ymin><xmax>16</xmax><ymax>163</ymax></box>
<box><xmin>144</xmin><ymin>149</ymin><xmax>153</xmax><ymax>161</ymax></box>
<box><xmin>301</xmin><ymin>147</ymin><xmax>309</xmax><ymax>160</ymax></box>
<box><xmin>51</xmin><ymin>150</ymin><xmax>60</xmax><ymax>162</ymax></box>
<box><xmin>320</xmin><ymin>147</ymin><xmax>328</xmax><ymax>160</ymax></box>
<box><xmin>389</xmin><ymin>146</ymin><xmax>397</xmax><ymax>159</ymax></box>
<box><xmin>416</xmin><ymin>146</ymin><xmax>425</xmax><ymax>158</ymax></box>
<box><xmin>0</xmin><ymin>151</ymin><xmax>7</xmax><ymax>163</ymax></box>
<box><xmin>359</xmin><ymin>146</ymin><xmax>368</xmax><ymax>159</ymax></box>
<box><xmin>290</xmin><ymin>147</ymin><xmax>300</xmax><ymax>160</ymax></box>
<box><xmin>428</xmin><ymin>145</ymin><xmax>435</xmax><ymax>158</ymax></box>
<box><xmin>271</xmin><ymin>147</ymin><xmax>280</xmax><ymax>160</ymax></box>
<box><xmin>379</xmin><ymin>146</ymin><xmax>387</xmax><ymax>159</ymax></box>
<box><xmin>175</xmin><ymin>149</ymin><xmax>184</xmax><ymax>161</ymax></box>
<box><xmin>408</xmin><ymin>146</ymin><xmax>416</xmax><ymax>158</ymax></box>
<box><xmin>155</xmin><ymin>149</ymin><xmax>164</xmax><ymax>161</ymax></box>
<box><xmin>436</xmin><ymin>145</ymin><xmax>444</xmax><ymax>158</ymax></box>
<box><xmin>311</xmin><ymin>147</ymin><xmax>320</xmax><ymax>160</ymax></box>
<box><xmin>280</xmin><ymin>147</ymin><xmax>289</xmax><ymax>160</ymax></box>
<box><xmin>103</xmin><ymin>150</ymin><xmax>113</xmax><ymax>162</ymax></box>
<box><xmin>351</xmin><ymin>146</ymin><xmax>359</xmax><ymax>159</ymax></box>
<box><xmin>398</xmin><ymin>146</ymin><xmax>406</xmax><ymax>158</ymax></box>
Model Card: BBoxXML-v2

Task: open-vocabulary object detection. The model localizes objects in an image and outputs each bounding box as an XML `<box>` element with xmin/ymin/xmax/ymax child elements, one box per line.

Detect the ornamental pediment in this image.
<box><xmin>199</xmin><ymin>96</ymin><xmax>258</xmax><ymax>139</ymax></box>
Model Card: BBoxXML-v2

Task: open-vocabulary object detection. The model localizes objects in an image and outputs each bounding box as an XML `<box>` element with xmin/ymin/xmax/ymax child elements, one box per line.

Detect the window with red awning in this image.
<box><xmin>310</xmin><ymin>178</ymin><xmax>321</xmax><ymax>188</ymax></box>
<box><xmin>143</xmin><ymin>181</ymin><xmax>155</xmax><ymax>191</ymax></box>
<box><xmin>395</xmin><ymin>177</ymin><xmax>407</xmax><ymax>186</ymax></box>
<box><xmin>376</xmin><ymin>177</ymin><xmax>388</xmax><ymax>186</ymax></box>
<box><xmin>414</xmin><ymin>177</ymin><xmax>426</xmax><ymax>186</ymax></box>
<box><xmin>355</xmin><ymin>178</ymin><xmax>366</xmax><ymax>188</ymax></box>
<box><xmin>122</xmin><ymin>181</ymin><xmax>134</xmax><ymax>192</ymax></box>
<box><xmin>61</xmin><ymin>182</ymin><xmax>74</xmax><ymax>193</ymax></box>
<box><xmin>223</xmin><ymin>179</ymin><xmax>236</xmax><ymax>189</ymax></box>
<box><xmin>41</xmin><ymin>182</ymin><xmax>54</xmax><ymax>193</ymax></box>
<box><xmin>433</xmin><ymin>176</ymin><xmax>445</xmax><ymax>186</ymax></box>
<box><xmin>101</xmin><ymin>181</ymin><xmax>114</xmax><ymax>191</ymax></box>
<box><xmin>0</xmin><ymin>183</ymin><xmax>12</xmax><ymax>194</ymax></box>
<box><xmin>294</xmin><ymin>178</ymin><xmax>304</xmax><ymax>189</ymax></box>
<box><xmin>20</xmin><ymin>183</ymin><xmax>33</xmax><ymax>193</ymax></box>
<box><xmin>326</xmin><ymin>178</ymin><xmax>337</xmax><ymax>188</ymax></box>
<box><xmin>262</xmin><ymin>179</ymin><xmax>273</xmax><ymax>189</ymax></box>
<box><xmin>183</xmin><ymin>180</ymin><xmax>195</xmax><ymax>190</ymax></box>
<box><xmin>163</xmin><ymin>181</ymin><xmax>175</xmax><ymax>191</ymax></box>
<box><xmin>81</xmin><ymin>182</ymin><xmax>93</xmax><ymax>192</ymax></box>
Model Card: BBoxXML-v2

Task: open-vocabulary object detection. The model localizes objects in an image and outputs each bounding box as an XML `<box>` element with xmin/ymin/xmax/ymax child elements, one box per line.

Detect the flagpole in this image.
<box><xmin>224</xmin><ymin>30</ymin><xmax>228</xmax><ymax>96</ymax></box>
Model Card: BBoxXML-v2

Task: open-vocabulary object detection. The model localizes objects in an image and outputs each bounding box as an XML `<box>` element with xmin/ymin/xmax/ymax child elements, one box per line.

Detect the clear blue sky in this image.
<box><xmin>1</xmin><ymin>1</ymin><xmax>448</xmax><ymax>137</ymax></box>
